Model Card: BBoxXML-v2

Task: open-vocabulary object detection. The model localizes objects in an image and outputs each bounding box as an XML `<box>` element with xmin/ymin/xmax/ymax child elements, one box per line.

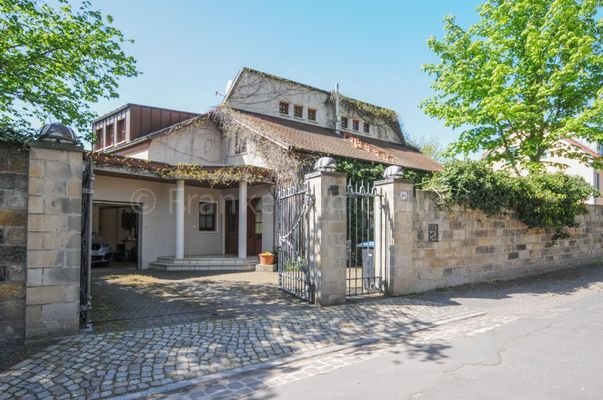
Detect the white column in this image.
<box><xmin>238</xmin><ymin>181</ymin><xmax>248</xmax><ymax>259</ymax></box>
<box><xmin>175</xmin><ymin>179</ymin><xmax>185</xmax><ymax>259</ymax></box>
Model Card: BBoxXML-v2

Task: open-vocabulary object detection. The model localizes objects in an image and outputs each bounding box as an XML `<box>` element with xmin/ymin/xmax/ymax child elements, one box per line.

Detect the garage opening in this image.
<box><xmin>92</xmin><ymin>201</ymin><xmax>142</xmax><ymax>270</ymax></box>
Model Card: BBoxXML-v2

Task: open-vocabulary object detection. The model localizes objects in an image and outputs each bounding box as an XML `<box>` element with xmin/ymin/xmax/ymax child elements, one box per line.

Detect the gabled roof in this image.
<box><xmin>223</xmin><ymin>67</ymin><xmax>407</xmax><ymax>143</ymax></box>
<box><xmin>103</xmin><ymin>113</ymin><xmax>209</xmax><ymax>154</ymax></box>
<box><xmin>213</xmin><ymin>108</ymin><xmax>442</xmax><ymax>172</ymax></box>
<box><xmin>564</xmin><ymin>138</ymin><xmax>601</xmax><ymax>159</ymax></box>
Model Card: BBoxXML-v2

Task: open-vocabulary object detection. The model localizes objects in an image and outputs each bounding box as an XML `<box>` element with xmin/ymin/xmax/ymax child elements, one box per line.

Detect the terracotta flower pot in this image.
<box><xmin>259</xmin><ymin>254</ymin><xmax>274</xmax><ymax>265</ymax></box>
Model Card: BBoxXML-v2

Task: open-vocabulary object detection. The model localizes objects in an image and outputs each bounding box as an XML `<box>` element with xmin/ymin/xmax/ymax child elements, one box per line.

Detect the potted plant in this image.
<box><xmin>259</xmin><ymin>251</ymin><xmax>275</xmax><ymax>265</ymax></box>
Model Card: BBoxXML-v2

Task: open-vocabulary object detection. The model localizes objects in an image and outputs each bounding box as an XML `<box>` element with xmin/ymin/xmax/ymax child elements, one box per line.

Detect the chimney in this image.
<box><xmin>335</xmin><ymin>83</ymin><xmax>341</xmax><ymax>136</ymax></box>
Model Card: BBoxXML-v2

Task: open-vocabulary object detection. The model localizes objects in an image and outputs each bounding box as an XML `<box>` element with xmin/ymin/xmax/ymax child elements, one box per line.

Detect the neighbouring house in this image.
<box><xmin>541</xmin><ymin>138</ymin><xmax>603</xmax><ymax>205</ymax></box>
<box><xmin>90</xmin><ymin>67</ymin><xmax>441</xmax><ymax>271</ymax></box>
<box><xmin>490</xmin><ymin>137</ymin><xmax>603</xmax><ymax>205</ymax></box>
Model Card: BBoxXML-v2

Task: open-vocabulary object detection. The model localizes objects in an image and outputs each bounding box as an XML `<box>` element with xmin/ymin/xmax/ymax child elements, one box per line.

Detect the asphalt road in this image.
<box><xmin>251</xmin><ymin>273</ymin><xmax>603</xmax><ymax>400</ymax></box>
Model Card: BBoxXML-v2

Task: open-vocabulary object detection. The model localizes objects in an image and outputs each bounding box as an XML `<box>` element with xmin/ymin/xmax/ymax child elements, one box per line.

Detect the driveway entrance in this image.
<box><xmin>89</xmin><ymin>269</ymin><xmax>295</xmax><ymax>332</ymax></box>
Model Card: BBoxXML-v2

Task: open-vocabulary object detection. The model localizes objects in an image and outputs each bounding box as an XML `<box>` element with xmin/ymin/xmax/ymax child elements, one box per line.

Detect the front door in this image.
<box><xmin>225</xmin><ymin>200</ymin><xmax>238</xmax><ymax>255</ymax></box>
<box><xmin>247</xmin><ymin>198</ymin><xmax>262</xmax><ymax>255</ymax></box>
<box><xmin>225</xmin><ymin>199</ymin><xmax>263</xmax><ymax>256</ymax></box>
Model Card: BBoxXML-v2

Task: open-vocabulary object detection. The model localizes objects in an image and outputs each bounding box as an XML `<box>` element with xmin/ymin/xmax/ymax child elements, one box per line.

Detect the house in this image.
<box><xmin>490</xmin><ymin>137</ymin><xmax>602</xmax><ymax>205</ymax></box>
<box><xmin>542</xmin><ymin>138</ymin><xmax>603</xmax><ymax>205</ymax></box>
<box><xmin>90</xmin><ymin>67</ymin><xmax>441</xmax><ymax>271</ymax></box>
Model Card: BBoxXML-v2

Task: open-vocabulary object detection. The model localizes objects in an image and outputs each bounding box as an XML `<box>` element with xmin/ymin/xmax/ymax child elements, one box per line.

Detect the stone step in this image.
<box><xmin>149</xmin><ymin>260</ymin><xmax>257</xmax><ymax>272</ymax></box>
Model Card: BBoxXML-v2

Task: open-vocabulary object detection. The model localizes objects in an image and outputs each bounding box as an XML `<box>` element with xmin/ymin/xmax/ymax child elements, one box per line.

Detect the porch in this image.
<box><xmin>90</xmin><ymin>153</ymin><xmax>275</xmax><ymax>271</ymax></box>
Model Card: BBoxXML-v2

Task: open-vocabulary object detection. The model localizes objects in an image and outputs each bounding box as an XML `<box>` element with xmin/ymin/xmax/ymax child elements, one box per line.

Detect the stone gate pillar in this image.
<box><xmin>305</xmin><ymin>158</ymin><xmax>347</xmax><ymax>306</ymax></box>
<box><xmin>375</xmin><ymin>176</ymin><xmax>416</xmax><ymax>296</ymax></box>
<box><xmin>26</xmin><ymin>140</ymin><xmax>83</xmax><ymax>340</ymax></box>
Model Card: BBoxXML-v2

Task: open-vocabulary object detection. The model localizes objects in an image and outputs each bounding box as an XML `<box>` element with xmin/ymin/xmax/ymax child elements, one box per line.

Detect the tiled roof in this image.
<box><xmin>219</xmin><ymin>109</ymin><xmax>442</xmax><ymax>172</ymax></box>
<box><xmin>564</xmin><ymin>138</ymin><xmax>601</xmax><ymax>159</ymax></box>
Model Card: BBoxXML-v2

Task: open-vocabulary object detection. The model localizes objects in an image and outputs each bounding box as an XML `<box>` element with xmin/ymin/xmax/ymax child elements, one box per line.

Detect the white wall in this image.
<box><xmin>225</xmin><ymin>69</ymin><xmax>403</xmax><ymax>145</ymax></box>
<box><xmin>147</xmin><ymin>119</ymin><xmax>225</xmax><ymax>165</ymax></box>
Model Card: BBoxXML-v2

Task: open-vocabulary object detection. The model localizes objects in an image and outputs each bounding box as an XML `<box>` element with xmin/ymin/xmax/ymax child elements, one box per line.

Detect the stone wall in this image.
<box><xmin>25</xmin><ymin>143</ymin><xmax>82</xmax><ymax>340</ymax></box>
<box><xmin>0</xmin><ymin>143</ymin><xmax>28</xmax><ymax>342</ymax></box>
<box><xmin>409</xmin><ymin>189</ymin><xmax>603</xmax><ymax>293</ymax></box>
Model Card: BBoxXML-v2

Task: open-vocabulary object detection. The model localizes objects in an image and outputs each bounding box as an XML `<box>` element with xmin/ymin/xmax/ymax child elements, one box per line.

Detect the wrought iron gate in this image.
<box><xmin>276</xmin><ymin>183</ymin><xmax>314</xmax><ymax>302</ymax></box>
<box><xmin>346</xmin><ymin>181</ymin><xmax>385</xmax><ymax>297</ymax></box>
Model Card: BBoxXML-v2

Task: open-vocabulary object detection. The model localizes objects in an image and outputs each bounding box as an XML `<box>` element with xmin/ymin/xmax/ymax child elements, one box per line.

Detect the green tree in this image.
<box><xmin>421</xmin><ymin>0</ymin><xmax>603</xmax><ymax>172</ymax></box>
<box><xmin>0</xmin><ymin>0</ymin><xmax>139</xmax><ymax>139</ymax></box>
<box><xmin>407</xmin><ymin>134</ymin><xmax>448</xmax><ymax>163</ymax></box>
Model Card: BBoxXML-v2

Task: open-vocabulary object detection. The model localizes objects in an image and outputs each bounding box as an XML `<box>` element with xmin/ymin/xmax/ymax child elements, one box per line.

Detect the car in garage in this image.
<box><xmin>91</xmin><ymin>235</ymin><xmax>113</xmax><ymax>266</ymax></box>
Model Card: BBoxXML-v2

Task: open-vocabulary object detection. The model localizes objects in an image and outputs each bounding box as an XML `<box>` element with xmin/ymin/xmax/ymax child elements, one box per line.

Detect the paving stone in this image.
<box><xmin>0</xmin><ymin>270</ymin><xmax>481</xmax><ymax>398</ymax></box>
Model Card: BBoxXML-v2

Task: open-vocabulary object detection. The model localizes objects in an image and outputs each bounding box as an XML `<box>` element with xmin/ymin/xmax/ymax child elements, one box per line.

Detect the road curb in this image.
<box><xmin>114</xmin><ymin>310</ymin><xmax>486</xmax><ymax>400</ymax></box>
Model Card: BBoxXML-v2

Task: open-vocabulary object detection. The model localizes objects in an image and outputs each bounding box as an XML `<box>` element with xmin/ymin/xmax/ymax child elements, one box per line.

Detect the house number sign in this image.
<box><xmin>428</xmin><ymin>223</ymin><xmax>439</xmax><ymax>242</ymax></box>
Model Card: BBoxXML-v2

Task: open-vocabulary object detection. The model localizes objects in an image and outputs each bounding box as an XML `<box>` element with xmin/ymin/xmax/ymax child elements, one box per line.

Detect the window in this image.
<box><xmin>106</xmin><ymin>124</ymin><xmax>114</xmax><ymax>146</ymax></box>
<box><xmin>116</xmin><ymin>119</ymin><xmax>126</xmax><ymax>143</ymax></box>
<box><xmin>363</xmin><ymin>122</ymin><xmax>370</xmax><ymax>133</ymax></box>
<box><xmin>234</xmin><ymin>132</ymin><xmax>247</xmax><ymax>154</ymax></box>
<box><xmin>352</xmin><ymin>120</ymin><xmax>360</xmax><ymax>131</ymax></box>
<box><xmin>598</xmin><ymin>142</ymin><xmax>603</xmax><ymax>156</ymax></box>
<box><xmin>308</xmin><ymin>108</ymin><xmax>317</xmax><ymax>121</ymax></box>
<box><xmin>279</xmin><ymin>102</ymin><xmax>289</xmax><ymax>115</ymax></box>
<box><xmin>294</xmin><ymin>105</ymin><xmax>303</xmax><ymax>118</ymax></box>
<box><xmin>341</xmin><ymin>117</ymin><xmax>348</xmax><ymax>129</ymax></box>
<box><xmin>199</xmin><ymin>201</ymin><xmax>217</xmax><ymax>231</ymax></box>
<box><xmin>95</xmin><ymin>128</ymin><xmax>103</xmax><ymax>150</ymax></box>
<box><xmin>594</xmin><ymin>171</ymin><xmax>601</xmax><ymax>192</ymax></box>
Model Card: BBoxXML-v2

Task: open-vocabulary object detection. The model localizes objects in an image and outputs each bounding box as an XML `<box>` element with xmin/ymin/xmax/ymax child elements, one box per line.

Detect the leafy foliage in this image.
<box><xmin>424</xmin><ymin>160</ymin><xmax>598</xmax><ymax>228</ymax></box>
<box><xmin>406</xmin><ymin>134</ymin><xmax>449</xmax><ymax>163</ymax></box>
<box><xmin>422</xmin><ymin>0</ymin><xmax>603</xmax><ymax>172</ymax></box>
<box><xmin>335</xmin><ymin>157</ymin><xmax>432</xmax><ymax>185</ymax></box>
<box><xmin>0</xmin><ymin>0</ymin><xmax>139</xmax><ymax>137</ymax></box>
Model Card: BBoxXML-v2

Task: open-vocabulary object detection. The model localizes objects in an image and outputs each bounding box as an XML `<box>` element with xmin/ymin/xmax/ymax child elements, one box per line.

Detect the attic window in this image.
<box><xmin>352</xmin><ymin>120</ymin><xmax>359</xmax><ymax>131</ymax></box>
<box><xmin>95</xmin><ymin>128</ymin><xmax>103</xmax><ymax>150</ymax></box>
<box><xmin>106</xmin><ymin>123</ymin><xmax>114</xmax><ymax>146</ymax></box>
<box><xmin>117</xmin><ymin>119</ymin><xmax>126</xmax><ymax>142</ymax></box>
<box><xmin>308</xmin><ymin>108</ymin><xmax>317</xmax><ymax>121</ymax></box>
<box><xmin>363</xmin><ymin>122</ymin><xmax>370</xmax><ymax>133</ymax></box>
<box><xmin>279</xmin><ymin>102</ymin><xmax>289</xmax><ymax>115</ymax></box>
<box><xmin>234</xmin><ymin>133</ymin><xmax>247</xmax><ymax>154</ymax></box>
<box><xmin>341</xmin><ymin>117</ymin><xmax>348</xmax><ymax>129</ymax></box>
<box><xmin>294</xmin><ymin>105</ymin><xmax>303</xmax><ymax>118</ymax></box>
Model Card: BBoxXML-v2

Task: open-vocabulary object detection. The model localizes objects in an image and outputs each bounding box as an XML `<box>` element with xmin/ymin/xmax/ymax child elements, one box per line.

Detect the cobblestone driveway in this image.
<box><xmin>0</xmin><ymin>294</ymin><xmax>476</xmax><ymax>399</ymax></box>
<box><xmin>90</xmin><ymin>269</ymin><xmax>293</xmax><ymax>331</ymax></box>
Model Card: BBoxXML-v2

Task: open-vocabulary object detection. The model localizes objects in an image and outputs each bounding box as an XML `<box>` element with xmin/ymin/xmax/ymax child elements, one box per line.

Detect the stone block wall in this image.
<box><xmin>306</xmin><ymin>171</ymin><xmax>347</xmax><ymax>306</ymax></box>
<box><xmin>25</xmin><ymin>143</ymin><xmax>82</xmax><ymax>340</ymax></box>
<box><xmin>408</xmin><ymin>189</ymin><xmax>603</xmax><ymax>293</ymax></box>
<box><xmin>0</xmin><ymin>143</ymin><xmax>28</xmax><ymax>342</ymax></box>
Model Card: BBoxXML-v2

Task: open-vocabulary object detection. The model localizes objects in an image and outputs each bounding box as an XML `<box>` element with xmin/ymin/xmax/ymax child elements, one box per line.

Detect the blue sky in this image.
<box><xmin>91</xmin><ymin>0</ymin><xmax>483</xmax><ymax>146</ymax></box>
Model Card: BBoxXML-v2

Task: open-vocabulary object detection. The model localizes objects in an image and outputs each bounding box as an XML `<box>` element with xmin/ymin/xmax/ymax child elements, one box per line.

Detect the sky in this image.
<box><xmin>89</xmin><ymin>0</ymin><xmax>483</xmax><ymax>147</ymax></box>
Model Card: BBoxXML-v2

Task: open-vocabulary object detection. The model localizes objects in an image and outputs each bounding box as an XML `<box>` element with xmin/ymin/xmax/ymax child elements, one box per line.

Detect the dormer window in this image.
<box><xmin>117</xmin><ymin>119</ymin><xmax>126</xmax><ymax>143</ymax></box>
<box><xmin>363</xmin><ymin>122</ymin><xmax>370</xmax><ymax>133</ymax></box>
<box><xmin>352</xmin><ymin>120</ymin><xmax>360</xmax><ymax>131</ymax></box>
<box><xmin>106</xmin><ymin>123</ymin><xmax>114</xmax><ymax>146</ymax></box>
<box><xmin>95</xmin><ymin>128</ymin><xmax>103</xmax><ymax>150</ymax></box>
<box><xmin>294</xmin><ymin>105</ymin><xmax>303</xmax><ymax>118</ymax></box>
<box><xmin>341</xmin><ymin>117</ymin><xmax>348</xmax><ymax>129</ymax></box>
<box><xmin>279</xmin><ymin>102</ymin><xmax>289</xmax><ymax>115</ymax></box>
<box><xmin>308</xmin><ymin>108</ymin><xmax>317</xmax><ymax>121</ymax></box>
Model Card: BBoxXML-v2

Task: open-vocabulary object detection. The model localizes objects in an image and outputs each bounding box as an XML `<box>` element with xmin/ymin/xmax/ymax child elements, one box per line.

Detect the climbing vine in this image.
<box><xmin>335</xmin><ymin>157</ymin><xmax>432</xmax><ymax>185</ymax></box>
<box><xmin>423</xmin><ymin>160</ymin><xmax>598</xmax><ymax>229</ymax></box>
<box><xmin>210</xmin><ymin>106</ymin><xmax>312</xmax><ymax>184</ymax></box>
